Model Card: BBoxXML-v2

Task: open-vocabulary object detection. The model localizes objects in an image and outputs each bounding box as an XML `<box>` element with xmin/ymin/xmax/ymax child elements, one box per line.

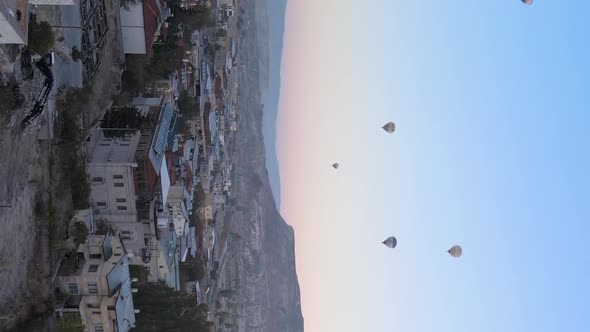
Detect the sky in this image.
<box><xmin>275</xmin><ymin>1</ymin><xmax>590</xmax><ymax>331</ymax></box>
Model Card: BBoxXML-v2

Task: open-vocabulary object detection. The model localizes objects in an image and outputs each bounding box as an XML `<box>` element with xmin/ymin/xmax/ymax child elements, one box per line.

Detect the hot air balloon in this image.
<box><xmin>521</xmin><ymin>0</ymin><xmax>533</xmax><ymax>5</ymax></box>
<box><xmin>447</xmin><ymin>245</ymin><xmax>462</xmax><ymax>258</ymax></box>
<box><xmin>332</xmin><ymin>163</ymin><xmax>339</xmax><ymax>169</ymax></box>
<box><xmin>382</xmin><ymin>122</ymin><xmax>395</xmax><ymax>134</ymax></box>
<box><xmin>382</xmin><ymin>236</ymin><xmax>397</xmax><ymax>249</ymax></box>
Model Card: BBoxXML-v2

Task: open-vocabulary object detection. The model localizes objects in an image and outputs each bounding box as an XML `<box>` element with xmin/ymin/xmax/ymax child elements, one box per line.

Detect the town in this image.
<box><xmin>0</xmin><ymin>0</ymin><xmax>243</xmax><ymax>331</ymax></box>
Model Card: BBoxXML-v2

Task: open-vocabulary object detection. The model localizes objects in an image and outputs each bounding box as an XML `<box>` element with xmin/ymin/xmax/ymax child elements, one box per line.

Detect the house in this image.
<box><xmin>131</xmin><ymin>97</ymin><xmax>174</xmax><ymax>206</ymax></box>
<box><xmin>86</xmin><ymin>127</ymin><xmax>141</xmax><ymax>224</ymax></box>
<box><xmin>54</xmin><ymin>235</ymin><xmax>137</xmax><ymax>332</ymax></box>
<box><xmin>155</xmin><ymin>223</ymin><xmax>180</xmax><ymax>290</ymax></box>
<box><xmin>0</xmin><ymin>0</ymin><xmax>28</xmax><ymax>45</ymax></box>
<box><xmin>119</xmin><ymin>0</ymin><xmax>165</xmax><ymax>55</ymax></box>
<box><xmin>167</xmin><ymin>184</ymin><xmax>188</xmax><ymax>238</ymax></box>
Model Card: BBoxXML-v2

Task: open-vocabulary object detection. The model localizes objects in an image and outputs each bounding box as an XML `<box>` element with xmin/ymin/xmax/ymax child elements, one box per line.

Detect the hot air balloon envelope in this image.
<box><xmin>382</xmin><ymin>236</ymin><xmax>397</xmax><ymax>249</ymax></box>
<box><xmin>382</xmin><ymin>122</ymin><xmax>396</xmax><ymax>134</ymax></box>
<box><xmin>521</xmin><ymin>0</ymin><xmax>533</xmax><ymax>4</ymax></box>
<box><xmin>447</xmin><ymin>245</ymin><xmax>463</xmax><ymax>258</ymax></box>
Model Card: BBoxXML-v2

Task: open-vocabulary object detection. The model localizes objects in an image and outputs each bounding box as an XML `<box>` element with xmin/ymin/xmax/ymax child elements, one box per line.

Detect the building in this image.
<box><xmin>55</xmin><ymin>235</ymin><xmax>137</xmax><ymax>332</ymax></box>
<box><xmin>155</xmin><ymin>218</ymin><xmax>180</xmax><ymax>290</ymax></box>
<box><xmin>119</xmin><ymin>0</ymin><xmax>165</xmax><ymax>55</ymax></box>
<box><xmin>86</xmin><ymin>127</ymin><xmax>141</xmax><ymax>224</ymax></box>
<box><xmin>132</xmin><ymin>97</ymin><xmax>174</xmax><ymax>207</ymax></box>
<box><xmin>0</xmin><ymin>0</ymin><xmax>28</xmax><ymax>45</ymax></box>
<box><xmin>167</xmin><ymin>184</ymin><xmax>188</xmax><ymax>238</ymax></box>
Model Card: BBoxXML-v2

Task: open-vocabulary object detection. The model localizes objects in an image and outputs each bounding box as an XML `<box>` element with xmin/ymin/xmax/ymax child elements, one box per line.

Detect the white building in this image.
<box><xmin>86</xmin><ymin>128</ymin><xmax>141</xmax><ymax>223</ymax></box>
<box><xmin>167</xmin><ymin>184</ymin><xmax>188</xmax><ymax>238</ymax></box>
<box><xmin>54</xmin><ymin>235</ymin><xmax>137</xmax><ymax>332</ymax></box>
<box><xmin>119</xmin><ymin>0</ymin><xmax>164</xmax><ymax>54</ymax></box>
<box><xmin>0</xmin><ymin>0</ymin><xmax>28</xmax><ymax>45</ymax></box>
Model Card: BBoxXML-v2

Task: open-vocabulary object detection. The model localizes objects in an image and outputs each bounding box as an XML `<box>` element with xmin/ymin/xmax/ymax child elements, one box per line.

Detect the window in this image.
<box><xmin>107</xmin><ymin>305</ymin><xmax>116</xmax><ymax>311</ymax></box>
<box><xmin>117</xmin><ymin>206</ymin><xmax>127</xmax><ymax>211</ymax></box>
<box><xmin>96</xmin><ymin>202</ymin><xmax>107</xmax><ymax>207</ymax></box>
<box><xmin>89</xmin><ymin>254</ymin><xmax>102</xmax><ymax>259</ymax></box>
<box><xmin>92</xmin><ymin>177</ymin><xmax>103</xmax><ymax>183</ymax></box>
<box><xmin>88</xmin><ymin>264</ymin><xmax>99</xmax><ymax>272</ymax></box>
<box><xmin>113</xmin><ymin>175</ymin><xmax>123</xmax><ymax>179</ymax></box>
<box><xmin>120</xmin><ymin>143</ymin><xmax>130</xmax><ymax>146</ymax></box>
<box><xmin>68</xmin><ymin>282</ymin><xmax>78</xmax><ymax>295</ymax></box>
<box><xmin>88</xmin><ymin>282</ymin><xmax>98</xmax><ymax>294</ymax></box>
<box><xmin>92</xmin><ymin>311</ymin><xmax>101</xmax><ymax>315</ymax></box>
<box><xmin>100</xmin><ymin>143</ymin><xmax>110</xmax><ymax>147</ymax></box>
<box><xmin>114</xmin><ymin>183</ymin><xmax>124</xmax><ymax>187</ymax></box>
<box><xmin>116</xmin><ymin>198</ymin><xmax>126</xmax><ymax>203</ymax></box>
<box><xmin>95</xmin><ymin>325</ymin><xmax>104</xmax><ymax>332</ymax></box>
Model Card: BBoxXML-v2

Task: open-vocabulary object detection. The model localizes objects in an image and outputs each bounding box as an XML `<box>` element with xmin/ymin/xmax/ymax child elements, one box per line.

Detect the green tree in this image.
<box><xmin>149</xmin><ymin>40</ymin><xmax>185</xmax><ymax>78</ymax></box>
<box><xmin>180</xmin><ymin>255</ymin><xmax>206</xmax><ymax>281</ymax></box>
<box><xmin>177</xmin><ymin>91</ymin><xmax>197</xmax><ymax>116</ymax></box>
<box><xmin>56</xmin><ymin>313</ymin><xmax>84</xmax><ymax>332</ymax></box>
<box><xmin>72</xmin><ymin>222</ymin><xmax>89</xmax><ymax>247</ymax></box>
<box><xmin>215</xmin><ymin>29</ymin><xmax>227</xmax><ymax>38</ymax></box>
<box><xmin>168</xmin><ymin>5</ymin><xmax>215</xmax><ymax>31</ymax></box>
<box><xmin>100</xmin><ymin>106</ymin><xmax>145</xmax><ymax>138</ymax></box>
<box><xmin>28</xmin><ymin>20</ymin><xmax>54</xmax><ymax>55</ymax></box>
<box><xmin>122</xmin><ymin>54</ymin><xmax>151</xmax><ymax>95</ymax></box>
<box><xmin>0</xmin><ymin>79</ymin><xmax>24</xmax><ymax>126</ymax></box>
<box><xmin>56</xmin><ymin>89</ymin><xmax>92</xmax><ymax>210</ymax></box>
<box><xmin>95</xmin><ymin>218</ymin><xmax>116</xmax><ymax>236</ymax></box>
<box><xmin>70</xmin><ymin>159</ymin><xmax>91</xmax><ymax>209</ymax></box>
<box><xmin>129</xmin><ymin>264</ymin><xmax>151</xmax><ymax>283</ymax></box>
<box><xmin>131</xmin><ymin>282</ymin><xmax>213</xmax><ymax>332</ymax></box>
<box><xmin>70</xmin><ymin>46</ymin><xmax>84</xmax><ymax>62</ymax></box>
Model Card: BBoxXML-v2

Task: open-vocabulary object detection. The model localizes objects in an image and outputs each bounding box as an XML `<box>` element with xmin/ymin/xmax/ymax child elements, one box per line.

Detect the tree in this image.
<box><xmin>121</xmin><ymin>0</ymin><xmax>140</xmax><ymax>10</ymax></box>
<box><xmin>95</xmin><ymin>218</ymin><xmax>116</xmax><ymax>236</ymax></box>
<box><xmin>28</xmin><ymin>20</ymin><xmax>54</xmax><ymax>55</ymax></box>
<box><xmin>72</xmin><ymin>222</ymin><xmax>89</xmax><ymax>247</ymax></box>
<box><xmin>0</xmin><ymin>79</ymin><xmax>24</xmax><ymax>126</ymax></box>
<box><xmin>215</xmin><ymin>29</ymin><xmax>227</xmax><ymax>38</ymax></box>
<box><xmin>112</xmin><ymin>91</ymin><xmax>132</xmax><ymax>106</ymax></box>
<box><xmin>177</xmin><ymin>91</ymin><xmax>197</xmax><ymax>116</ymax></box>
<box><xmin>100</xmin><ymin>106</ymin><xmax>145</xmax><ymax>138</ymax></box>
<box><xmin>168</xmin><ymin>5</ymin><xmax>215</xmax><ymax>32</ymax></box>
<box><xmin>131</xmin><ymin>282</ymin><xmax>213</xmax><ymax>332</ymax></box>
<box><xmin>56</xmin><ymin>313</ymin><xmax>84</xmax><ymax>332</ymax></box>
<box><xmin>70</xmin><ymin>46</ymin><xmax>84</xmax><ymax>62</ymax></box>
<box><xmin>122</xmin><ymin>54</ymin><xmax>151</xmax><ymax>95</ymax></box>
<box><xmin>129</xmin><ymin>264</ymin><xmax>151</xmax><ymax>283</ymax></box>
<box><xmin>149</xmin><ymin>41</ymin><xmax>185</xmax><ymax>78</ymax></box>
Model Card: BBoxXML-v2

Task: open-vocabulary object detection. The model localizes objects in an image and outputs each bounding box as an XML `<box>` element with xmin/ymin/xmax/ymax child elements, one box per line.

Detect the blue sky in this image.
<box><xmin>276</xmin><ymin>0</ymin><xmax>590</xmax><ymax>331</ymax></box>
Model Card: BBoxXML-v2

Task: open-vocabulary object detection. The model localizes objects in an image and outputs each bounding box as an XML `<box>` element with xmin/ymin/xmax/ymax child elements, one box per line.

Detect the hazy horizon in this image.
<box><xmin>261</xmin><ymin>0</ymin><xmax>287</xmax><ymax>209</ymax></box>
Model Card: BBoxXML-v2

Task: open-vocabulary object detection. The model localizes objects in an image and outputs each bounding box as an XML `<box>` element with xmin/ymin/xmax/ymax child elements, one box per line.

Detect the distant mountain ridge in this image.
<box><xmin>259</xmin><ymin>0</ymin><xmax>287</xmax><ymax>208</ymax></box>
